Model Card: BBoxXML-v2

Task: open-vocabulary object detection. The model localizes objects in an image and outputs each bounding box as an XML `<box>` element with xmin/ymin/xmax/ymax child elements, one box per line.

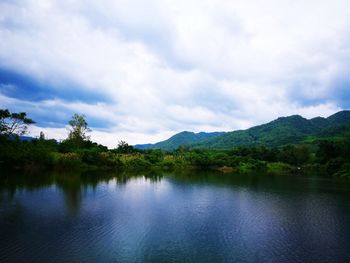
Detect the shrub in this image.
<box><xmin>159</xmin><ymin>159</ymin><xmax>175</xmax><ymax>170</ymax></box>
<box><xmin>98</xmin><ymin>152</ymin><xmax>123</xmax><ymax>169</ymax></box>
<box><xmin>125</xmin><ymin>158</ymin><xmax>151</xmax><ymax>171</ymax></box>
<box><xmin>335</xmin><ymin>163</ymin><xmax>350</xmax><ymax>177</ymax></box>
<box><xmin>144</xmin><ymin>149</ymin><xmax>164</xmax><ymax>164</ymax></box>
<box><xmin>52</xmin><ymin>152</ymin><xmax>83</xmax><ymax>170</ymax></box>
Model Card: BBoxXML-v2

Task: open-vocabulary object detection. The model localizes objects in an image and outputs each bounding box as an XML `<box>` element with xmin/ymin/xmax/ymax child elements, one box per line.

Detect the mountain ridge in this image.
<box><xmin>193</xmin><ymin>110</ymin><xmax>350</xmax><ymax>149</ymax></box>
<box><xmin>135</xmin><ymin>110</ymin><xmax>350</xmax><ymax>150</ymax></box>
<box><xmin>134</xmin><ymin>131</ymin><xmax>225</xmax><ymax>151</ymax></box>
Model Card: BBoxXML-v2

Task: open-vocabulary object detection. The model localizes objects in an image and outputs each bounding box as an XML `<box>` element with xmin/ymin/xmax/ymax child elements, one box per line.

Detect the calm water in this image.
<box><xmin>1</xmin><ymin>171</ymin><xmax>350</xmax><ymax>263</ymax></box>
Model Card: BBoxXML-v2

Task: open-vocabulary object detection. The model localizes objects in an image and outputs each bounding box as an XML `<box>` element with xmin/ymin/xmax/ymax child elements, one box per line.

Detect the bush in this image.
<box><xmin>81</xmin><ymin>149</ymin><xmax>100</xmax><ymax>165</ymax></box>
<box><xmin>144</xmin><ymin>149</ymin><xmax>164</xmax><ymax>164</ymax></box>
<box><xmin>326</xmin><ymin>158</ymin><xmax>344</xmax><ymax>176</ymax></box>
<box><xmin>267</xmin><ymin>162</ymin><xmax>294</xmax><ymax>174</ymax></box>
<box><xmin>159</xmin><ymin>159</ymin><xmax>175</xmax><ymax>170</ymax></box>
<box><xmin>52</xmin><ymin>153</ymin><xmax>83</xmax><ymax>170</ymax></box>
<box><xmin>209</xmin><ymin>152</ymin><xmax>230</xmax><ymax>166</ymax></box>
<box><xmin>124</xmin><ymin>158</ymin><xmax>151</xmax><ymax>171</ymax></box>
<box><xmin>185</xmin><ymin>151</ymin><xmax>211</xmax><ymax>168</ymax></box>
<box><xmin>98</xmin><ymin>152</ymin><xmax>123</xmax><ymax>170</ymax></box>
<box><xmin>250</xmin><ymin>160</ymin><xmax>268</xmax><ymax>172</ymax></box>
<box><xmin>335</xmin><ymin>163</ymin><xmax>350</xmax><ymax>177</ymax></box>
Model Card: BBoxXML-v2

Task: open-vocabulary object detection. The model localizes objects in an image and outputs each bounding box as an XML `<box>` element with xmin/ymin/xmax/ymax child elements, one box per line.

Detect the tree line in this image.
<box><xmin>0</xmin><ymin>109</ymin><xmax>349</xmax><ymax>177</ymax></box>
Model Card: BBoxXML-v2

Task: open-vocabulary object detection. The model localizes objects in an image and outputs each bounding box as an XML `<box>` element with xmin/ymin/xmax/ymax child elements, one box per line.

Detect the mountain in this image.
<box><xmin>135</xmin><ymin>110</ymin><xmax>350</xmax><ymax>150</ymax></box>
<box><xmin>134</xmin><ymin>131</ymin><xmax>225</xmax><ymax>151</ymax></box>
<box><xmin>6</xmin><ymin>135</ymin><xmax>35</xmax><ymax>141</ymax></box>
<box><xmin>193</xmin><ymin>110</ymin><xmax>350</xmax><ymax>149</ymax></box>
<box><xmin>326</xmin><ymin>110</ymin><xmax>350</xmax><ymax>125</ymax></box>
<box><xmin>19</xmin><ymin>136</ymin><xmax>35</xmax><ymax>141</ymax></box>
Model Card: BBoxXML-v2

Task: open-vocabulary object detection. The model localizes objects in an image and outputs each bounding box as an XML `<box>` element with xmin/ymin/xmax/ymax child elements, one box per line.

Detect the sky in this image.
<box><xmin>1</xmin><ymin>0</ymin><xmax>350</xmax><ymax>148</ymax></box>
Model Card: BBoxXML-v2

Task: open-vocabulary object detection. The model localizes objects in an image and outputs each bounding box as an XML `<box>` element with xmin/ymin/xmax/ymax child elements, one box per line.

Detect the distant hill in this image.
<box><xmin>193</xmin><ymin>110</ymin><xmax>350</xmax><ymax>149</ymax></box>
<box><xmin>135</xmin><ymin>110</ymin><xmax>350</xmax><ymax>150</ymax></box>
<box><xmin>19</xmin><ymin>136</ymin><xmax>35</xmax><ymax>141</ymax></box>
<box><xmin>134</xmin><ymin>131</ymin><xmax>225</xmax><ymax>151</ymax></box>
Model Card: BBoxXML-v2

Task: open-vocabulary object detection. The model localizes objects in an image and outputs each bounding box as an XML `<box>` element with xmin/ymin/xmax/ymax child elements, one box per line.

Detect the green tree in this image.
<box><xmin>316</xmin><ymin>141</ymin><xmax>337</xmax><ymax>163</ymax></box>
<box><xmin>115</xmin><ymin>140</ymin><xmax>135</xmax><ymax>154</ymax></box>
<box><xmin>68</xmin><ymin>114</ymin><xmax>91</xmax><ymax>142</ymax></box>
<box><xmin>144</xmin><ymin>149</ymin><xmax>164</xmax><ymax>164</ymax></box>
<box><xmin>39</xmin><ymin>131</ymin><xmax>45</xmax><ymax>140</ymax></box>
<box><xmin>0</xmin><ymin>109</ymin><xmax>35</xmax><ymax>137</ymax></box>
<box><xmin>279</xmin><ymin>145</ymin><xmax>310</xmax><ymax>166</ymax></box>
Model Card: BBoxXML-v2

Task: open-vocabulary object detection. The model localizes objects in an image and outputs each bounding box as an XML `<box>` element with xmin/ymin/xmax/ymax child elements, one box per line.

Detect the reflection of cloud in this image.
<box><xmin>1</xmin><ymin>0</ymin><xmax>349</xmax><ymax>147</ymax></box>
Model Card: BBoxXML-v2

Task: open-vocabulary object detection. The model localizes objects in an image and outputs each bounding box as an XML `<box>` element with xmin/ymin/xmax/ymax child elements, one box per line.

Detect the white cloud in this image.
<box><xmin>28</xmin><ymin>125</ymin><xmax>175</xmax><ymax>149</ymax></box>
<box><xmin>1</xmin><ymin>0</ymin><xmax>350</xmax><ymax>146</ymax></box>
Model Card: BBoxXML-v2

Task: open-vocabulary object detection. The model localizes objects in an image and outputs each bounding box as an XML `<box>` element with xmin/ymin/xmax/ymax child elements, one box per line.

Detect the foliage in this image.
<box><xmin>194</xmin><ymin>111</ymin><xmax>350</xmax><ymax>149</ymax></box>
<box><xmin>144</xmin><ymin>149</ymin><xmax>164</xmax><ymax>164</ymax></box>
<box><xmin>279</xmin><ymin>145</ymin><xmax>310</xmax><ymax>166</ymax></box>
<box><xmin>52</xmin><ymin>153</ymin><xmax>83</xmax><ymax>170</ymax></box>
<box><xmin>1</xmin><ymin>110</ymin><xmax>350</xmax><ymax>178</ymax></box>
<box><xmin>124</xmin><ymin>158</ymin><xmax>151</xmax><ymax>172</ymax></box>
<box><xmin>159</xmin><ymin>159</ymin><xmax>175</xmax><ymax>170</ymax></box>
<box><xmin>135</xmin><ymin>110</ymin><xmax>350</xmax><ymax>150</ymax></box>
<box><xmin>0</xmin><ymin>109</ymin><xmax>35</xmax><ymax>137</ymax></box>
<box><xmin>134</xmin><ymin>131</ymin><xmax>224</xmax><ymax>151</ymax></box>
<box><xmin>334</xmin><ymin>163</ymin><xmax>350</xmax><ymax>177</ymax></box>
<box><xmin>267</xmin><ymin>162</ymin><xmax>295</xmax><ymax>174</ymax></box>
<box><xmin>115</xmin><ymin>140</ymin><xmax>136</xmax><ymax>154</ymax></box>
<box><xmin>97</xmin><ymin>152</ymin><xmax>123</xmax><ymax>170</ymax></box>
<box><xmin>68</xmin><ymin>114</ymin><xmax>91</xmax><ymax>142</ymax></box>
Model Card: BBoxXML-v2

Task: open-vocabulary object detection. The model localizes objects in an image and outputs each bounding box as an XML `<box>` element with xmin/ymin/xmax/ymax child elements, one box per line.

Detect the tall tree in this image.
<box><xmin>39</xmin><ymin>131</ymin><xmax>45</xmax><ymax>140</ymax></box>
<box><xmin>116</xmin><ymin>140</ymin><xmax>135</xmax><ymax>153</ymax></box>
<box><xmin>0</xmin><ymin>109</ymin><xmax>35</xmax><ymax>137</ymax></box>
<box><xmin>68</xmin><ymin>114</ymin><xmax>91</xmax><ymax>142</ymax></box>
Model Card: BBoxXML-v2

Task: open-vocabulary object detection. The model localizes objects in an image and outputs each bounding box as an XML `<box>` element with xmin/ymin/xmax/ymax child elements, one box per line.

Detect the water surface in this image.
<box><xmin>1</xmin><ymin>171</ymin><xmax>350</xmax><ymax>262</ymax></box>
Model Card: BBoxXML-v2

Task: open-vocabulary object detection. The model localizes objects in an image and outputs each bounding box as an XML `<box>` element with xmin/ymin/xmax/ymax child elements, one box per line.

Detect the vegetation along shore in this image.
<box><xmin>1</xmin><ymin>108</ymin><xmax>350</xmax><ymax>177</ymax></box>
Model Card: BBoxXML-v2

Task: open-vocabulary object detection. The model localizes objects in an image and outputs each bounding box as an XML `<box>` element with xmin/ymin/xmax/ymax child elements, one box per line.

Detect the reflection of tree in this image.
<box><xmin>63</xmin><ymin>187</ymin><xmax>82</xmax><ymax>217</ymax></box>
<box><xmin>0</xmin><ymin>170</ymin><xmax>167</xmax><ymax>216</ymax></box>
<box><xmin>114</xmin><ymin>172</ymin><xmax>164</xmax><ymax>185</ymax></box>
<box><xmin>80</xmin><ymin>171</ymin><xmax>117</xmax><ymax>188</ymax></box>
<box><xmin>144</xmin><ymin>172</ymin><xmax>163</xmax><ymax>183</ymax></box>
<box><xmin>115</xmin><ymin>174</ymin><xmax>130</xmax><ymax>185</ymax></box>
<box><xmin>0</xmin><ymin>171</ymin><xmax>55</xmax><ymax>199</ymax></box>
<box><xmin>55</xmin><ymin>171</ymin><xmax>134</xmax><ymax>215</ymax></box>
<box><xmin>0</xmin><ymin>198</ymin><xmax>24</xmax><ymax>226</ymax></box>
<box><xmin>55</xmin><ymin>173</ymin><xmax>83</xmax><ymax>217</ymax></box>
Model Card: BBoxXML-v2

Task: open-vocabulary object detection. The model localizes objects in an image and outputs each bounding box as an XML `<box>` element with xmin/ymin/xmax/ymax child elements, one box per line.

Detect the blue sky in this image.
<box><xmin>1</xmin><ymin>0</ymin><xmax>350</xmax><ymax>147</ymax></box>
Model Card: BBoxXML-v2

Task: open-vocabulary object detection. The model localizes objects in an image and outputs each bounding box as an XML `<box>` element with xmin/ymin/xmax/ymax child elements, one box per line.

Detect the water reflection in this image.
<box><xmin>0</xmin><ymin>170</ymin><xmax>166</xmax><ymax>215</ymax></box>
<box><xmin>1</xmin><ymin>170</ymin><xmax>350</xmax><ymax>212</ymax></box>
<box><xmin>1</xmin><ymin>170</ymin><xmax>350</xmax><ymax>262</ymax></box>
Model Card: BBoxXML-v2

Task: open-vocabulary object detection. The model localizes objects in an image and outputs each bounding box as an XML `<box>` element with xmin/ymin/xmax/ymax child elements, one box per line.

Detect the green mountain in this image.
<box><xmin>193</xmin><ymin>110</ymin><xmax>350</xmax><ymax>149</ymax></box>
<box><xmin>136</xmin><ymin>110</ymin><xmax>350</xmax><ymax>150</ymax></box>
<box><xmin>134</xmin><ymin>131</ymin><xmax>225</xmax><ymax>151</ymax></box>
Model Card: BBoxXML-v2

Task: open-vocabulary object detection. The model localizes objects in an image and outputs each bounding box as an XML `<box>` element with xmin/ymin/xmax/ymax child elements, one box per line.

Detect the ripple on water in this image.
<box><xmin>1</xmin><ymin>173</ymin><xmax>350</xmax><ymax>262</ymax></box>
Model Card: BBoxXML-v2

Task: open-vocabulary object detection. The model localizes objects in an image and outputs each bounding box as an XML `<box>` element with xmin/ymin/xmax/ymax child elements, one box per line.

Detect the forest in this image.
<box><xmin>1</xmin><ymin>109</ymin><xmax>350</xmax><ymax>177</ymax></box>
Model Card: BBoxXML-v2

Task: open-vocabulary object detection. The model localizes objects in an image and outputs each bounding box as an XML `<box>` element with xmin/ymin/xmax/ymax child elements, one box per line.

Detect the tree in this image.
<box><xmin>316</xmin><ymin>140</ymin><xmax>338</xmax><ymax>164</ymax></box>
<box><xmin>0</xmin><ymin>109</ymin><xmax>35</xmax><ymax>137</ymax></box>
<box><xmin>68</xmin><ymin>114</ymin><xmax>91</xmax><ymax>142</ymax></box>
<box><xmin>39</xmin><ymin>131</ymin><xmax>45</xmax><ymax>140</ymax></box>
<box><xmin>144</xmin><ymin>149</ymin><xmax>164</xmax><ymax>164</ymax></box>
<box><xmin>116</xmin><ymin>140</ymin><xmax>135</xmax><ymax>154</ymax></box>
<box><xmin>279</xmin><ymin>144</ymin><xmax>310</xmax><ymax>166</ymax></box>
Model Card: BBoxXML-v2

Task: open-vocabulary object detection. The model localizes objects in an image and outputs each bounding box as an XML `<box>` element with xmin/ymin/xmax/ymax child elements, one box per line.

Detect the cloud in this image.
<box><xmin>0</xmin><ymin>0</ymin><xmax>349</xmax><ymax>147</ymax></box>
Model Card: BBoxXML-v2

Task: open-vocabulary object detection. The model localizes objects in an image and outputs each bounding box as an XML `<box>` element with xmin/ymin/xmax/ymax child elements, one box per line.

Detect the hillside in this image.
<box><xmin>136</xmin><ymin>110</ymin><xmax>350</xmax><ymax>150</ymax></box>
<box><xmin>134</xmin><ymin>131</ymin><xmax>224</xmax><ymax>151</ymax></box>
<box><xmin>193</xmin><ymin>110</ymin><xmax>350</xmax><ymax>149</ymax></box>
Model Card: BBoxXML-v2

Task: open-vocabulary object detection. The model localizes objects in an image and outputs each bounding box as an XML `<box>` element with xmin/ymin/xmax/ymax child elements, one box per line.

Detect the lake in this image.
<box><xmin>1</xmin><ymin>171</ymin><xmax>350</xmax><ymax>262</ymax></box>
